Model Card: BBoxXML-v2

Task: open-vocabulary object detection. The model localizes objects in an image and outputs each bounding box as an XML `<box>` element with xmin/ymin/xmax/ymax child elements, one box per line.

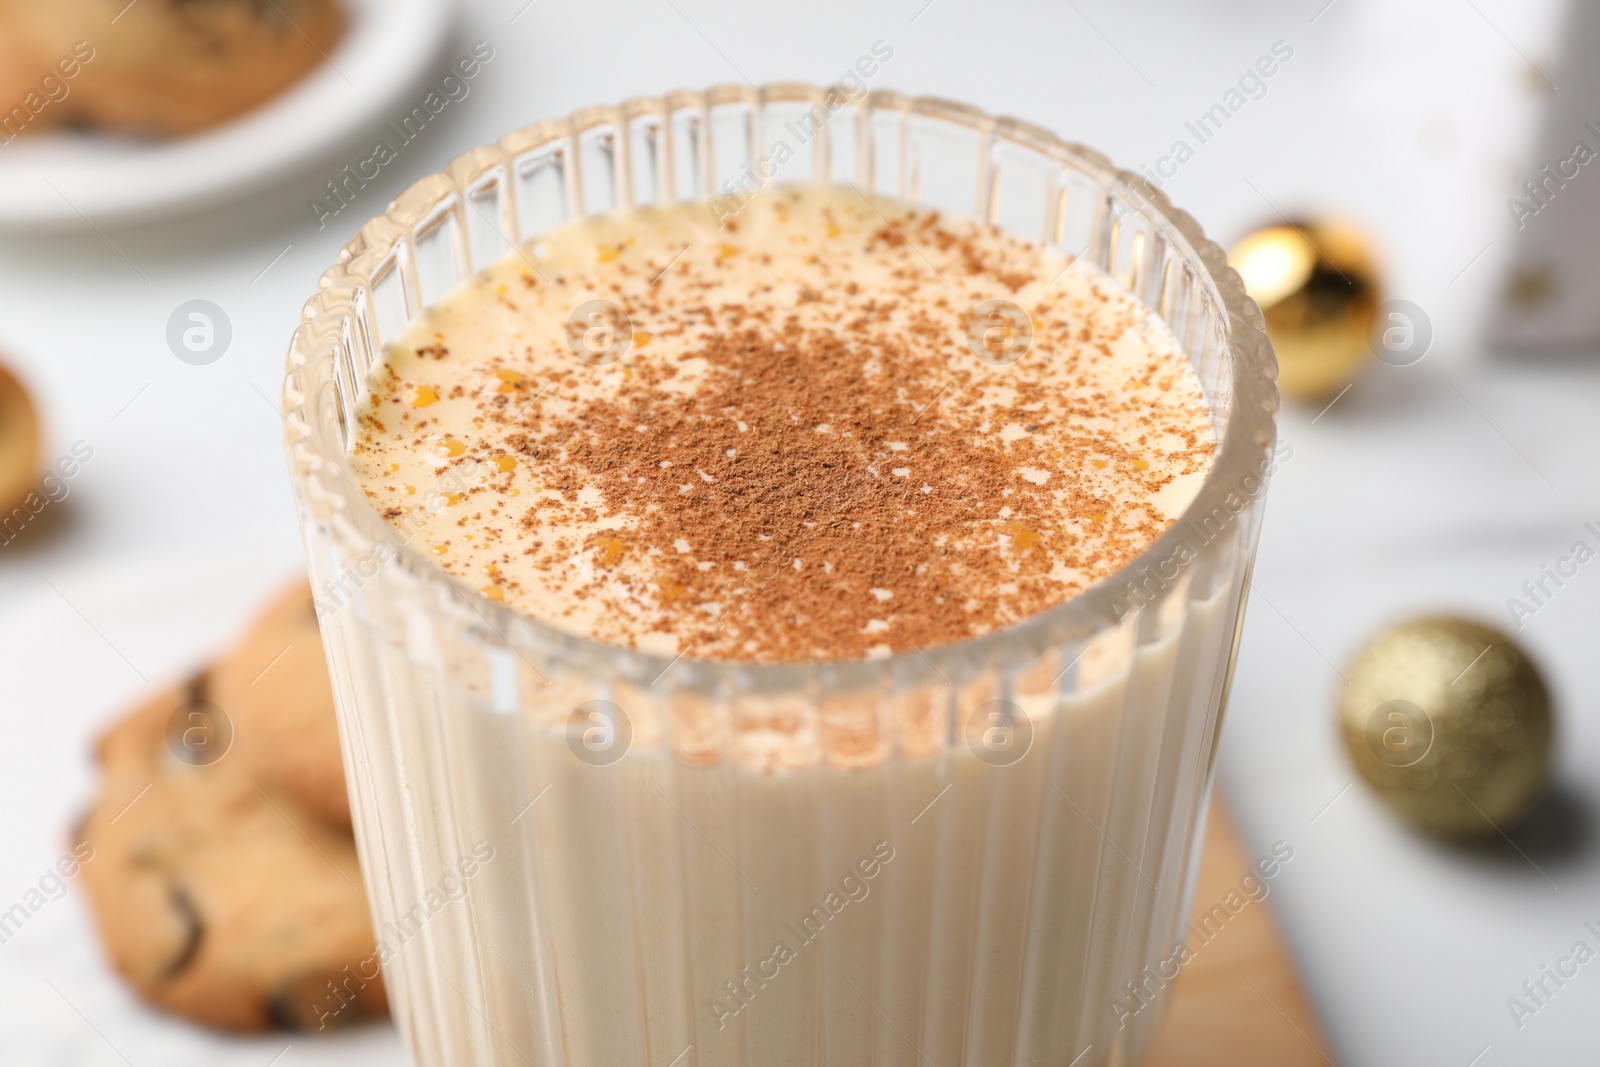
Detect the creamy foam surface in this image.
<box><xmin>351</xmin><ymin>186</ymin><xmax>1216</xmax><ymax>662</ymax></box>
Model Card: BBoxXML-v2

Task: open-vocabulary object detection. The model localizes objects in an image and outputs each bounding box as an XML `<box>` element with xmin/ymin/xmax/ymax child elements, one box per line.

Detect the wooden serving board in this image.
<box><xmin>1146</xmin><ymin>799</ymin><xmax>1336</xmax><ymax>1066</ymax></box>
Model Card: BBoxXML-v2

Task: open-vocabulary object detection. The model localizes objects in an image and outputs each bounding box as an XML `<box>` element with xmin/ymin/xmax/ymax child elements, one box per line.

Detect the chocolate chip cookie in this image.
<box><xmin>1</xmin><ymin>0</ymin><xmax>345</xmax><ymax>137</ymax></box>
<box><xmin>78</xmin><ymin>661</ymin><xmax>384</xmax><ymax>1030</ymax></box>
<box><xmin>209</xmin><ymin>581</ymin><xmax>350</xmax><ymax>828</ymax></box>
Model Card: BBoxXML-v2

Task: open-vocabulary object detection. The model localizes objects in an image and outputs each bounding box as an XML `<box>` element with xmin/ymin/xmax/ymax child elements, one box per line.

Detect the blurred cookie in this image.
<box><xmin>79</xmin><ymin>680</ymin><xmax>386</xmax><ymax>1031</ymax></box>
<box><xmin>0</xmin><ymin>27</ymin><xmax>29</xmax><ymax>106</ymax></box>
<box><xmin>0</xmin><ymin>360</ymin><xmax>40</xmax><ymax>517</ymax></box>
<box><xmin>209</xmin><ymin>580</ymin><xmax>350</xmax><ymax>828</ymax></box>
<box><xmin>1</xmin><ymin>0</ymin><xmax>345</xmax><ymax>137</ymax></box>
<box><xmin>0</xmin><ymin>24</ymin><xmax>50</xmax><ymax>134</ymax></box>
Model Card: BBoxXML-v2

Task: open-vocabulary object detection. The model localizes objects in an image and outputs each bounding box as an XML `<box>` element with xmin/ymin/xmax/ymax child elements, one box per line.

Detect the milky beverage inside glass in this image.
<box><xmin>347</xmin><ymin>186</ymin><xmax>1231</xmax><ymax>1066</ymax></box>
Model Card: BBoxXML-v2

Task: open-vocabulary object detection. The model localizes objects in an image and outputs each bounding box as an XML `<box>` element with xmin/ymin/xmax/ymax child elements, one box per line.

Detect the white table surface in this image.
<box><xmin>2</xmin><ymin>0</ymin><xmax>1595</xmax><ymax>1064</ymax></box>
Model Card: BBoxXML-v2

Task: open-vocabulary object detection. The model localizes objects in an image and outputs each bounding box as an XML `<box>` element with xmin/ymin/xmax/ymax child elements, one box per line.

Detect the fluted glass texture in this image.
<box><xmin>283</xmin><ymin>84</ymin><xmax>1279</xmax><ymax>1067</ymax></box>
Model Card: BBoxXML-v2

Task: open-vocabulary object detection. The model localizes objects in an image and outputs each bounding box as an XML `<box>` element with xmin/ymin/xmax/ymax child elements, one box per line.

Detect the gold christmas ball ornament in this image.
<box><xmin>0</xmin><ymin>359</ymin><xmax>41</xmax><ymax>516</ymax></box>
<box><xmin>1338</xmin><ymin>617</ymin><xmax>1552</xmax><ymax>838</ymax></box>
<box><xmin>1229</xmin><ymin>219</ymin><xmax>1383</xmax><ymax>401</ymax></box>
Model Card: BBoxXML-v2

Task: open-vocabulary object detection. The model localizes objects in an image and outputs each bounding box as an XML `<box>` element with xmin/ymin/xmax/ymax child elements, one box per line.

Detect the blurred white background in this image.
<box><xmin>1</xmin><ymin>0</ymin><xmax>1597</xmax><ymax>1063</ymax></box>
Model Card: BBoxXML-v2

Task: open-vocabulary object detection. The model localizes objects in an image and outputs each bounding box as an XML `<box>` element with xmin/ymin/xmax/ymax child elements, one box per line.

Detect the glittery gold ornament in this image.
<box><xmin>1338</xmin><ymin>617</ymin><xmax>1552</xmax><ymax>838</ymax></box>
<box><xmin>0</xmin><ymin>359</ymin><xmax>40</xmax><ymax>515</ymax></box>
<box><xmin>1230</xmin><ymin>220</ymin><xmax>1382</xmax><ymax>401</ymax></box>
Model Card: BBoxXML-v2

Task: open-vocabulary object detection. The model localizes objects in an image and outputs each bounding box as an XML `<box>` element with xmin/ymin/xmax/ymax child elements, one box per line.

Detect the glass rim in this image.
<box><xmin>284</xmin><ymin>83</ymin><xmax>1279</xmax><ymax>693</ymax></box>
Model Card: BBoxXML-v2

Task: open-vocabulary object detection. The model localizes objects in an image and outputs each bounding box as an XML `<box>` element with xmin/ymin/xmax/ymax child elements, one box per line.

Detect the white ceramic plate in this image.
<box><xmin>0</xmin><ymin>0</ymin><xmax>455</xmax><ymax>229</ymax></box>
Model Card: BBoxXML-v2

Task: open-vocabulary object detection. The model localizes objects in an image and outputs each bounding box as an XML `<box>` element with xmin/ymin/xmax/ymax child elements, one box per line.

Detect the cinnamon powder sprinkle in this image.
<box><xmin>352</xmin><ymin>187</ymin><xmax>1217</xmax><ymax>663</ymax></box>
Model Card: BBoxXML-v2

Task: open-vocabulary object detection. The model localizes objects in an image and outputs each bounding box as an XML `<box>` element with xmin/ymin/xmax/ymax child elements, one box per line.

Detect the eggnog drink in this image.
<box><xmin>339</xmin><ymin>186</ymin><xmax>1241</xmax><ymax>1067</ymax></box>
